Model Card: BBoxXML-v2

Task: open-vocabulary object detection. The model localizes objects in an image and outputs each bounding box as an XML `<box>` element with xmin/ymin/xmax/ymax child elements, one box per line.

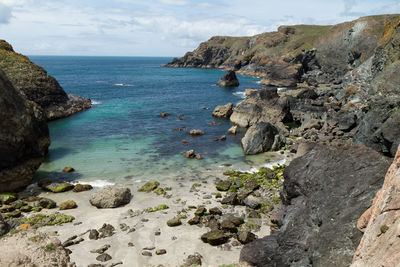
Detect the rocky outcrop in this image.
<box><xmin>0</xmin><ymin>230</ymin><xmax>71</xmax><ymax>266</ymax></box>
<box><xmin>241</xmin><ymin>122</ymin><xmax>279</xmax><ymax>155</ymax></box>
<box><xmin>212</xmin><ymin>102</ymin><xmax>234</xmax><ymax>118</ymax></box>
<box><xmin>240</xmin><ymin>144</ymin><xmax>391</xmax><ymax>267</ymax></box>
<box><xmin>0</xmin><ymin>40</ymin><xmax>91</xmax><ymax>121</ymax></box>
<box><xmin>0</xmin><ymin>69</ymin><xmax>50</xmax><ymax>192</ymax></box>
<box><xmin>351</xmin><ymin>146</ymin><xmax>400</xmax><ymax>266</ymax></box>
<box><xmin>217</xmin><ymin>70</ymin><xmax>239</xmax><ymax>87</ymax></box>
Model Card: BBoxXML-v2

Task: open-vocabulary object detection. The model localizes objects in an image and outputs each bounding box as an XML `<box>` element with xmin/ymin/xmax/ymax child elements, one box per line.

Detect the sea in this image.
<box><xmin>29</xmin><ymin>56</ymin><xmax>284</xmax><ymax>186</ymax></box>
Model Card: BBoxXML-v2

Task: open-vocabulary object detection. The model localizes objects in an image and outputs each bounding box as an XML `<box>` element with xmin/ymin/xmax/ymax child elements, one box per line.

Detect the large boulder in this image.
<box><xmin>351</xmin><ymin>146</ymin><xmax>400</xmax><ymax>267</ymax></box>
<box><xmin>212</xmin><ymin>103</ymin><xmax>234</xmax><ymax>118</ymax></box>
<box><xmin>241</xmin><ymin>122</ymin><xmax>279</xmax><ymax>155</ymax></box>
<box><xmin>89</xmin><ymin>186</ymin><xmax>131</xmax><ymax>208</ymax></box>
<box><xmin>217</xmin><ymin>70</ymin><xmax>239</xmax><ymax>87</ymax></box>
<box><xmin>0</xmin><ymin>40</ymin><xmax>91</xmax><ymax>120</ymax></box>
<box><xmin>0</xmin><ymin>69</ymin><xmax>50</xmax><ymax>192</ymax></box>
<box><xmin>240</xmin><ymin>144</ymin><xmax>391</xmax><ymax>267</ymax></box>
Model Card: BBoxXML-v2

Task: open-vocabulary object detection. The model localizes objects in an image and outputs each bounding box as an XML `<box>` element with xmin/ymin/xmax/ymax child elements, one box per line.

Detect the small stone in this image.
<box><xmin>216</xmin><ymin>180</ymin><xmax>231</xmax><ymax>191</ymax></box>
<box><xmin>248</xmin><ymin>210</ymin><xmax>260</xmax><ymax>218</ymax></box>
<box><xmin>63</xmin><ymin>166</ymin><xmax>75</xmax><ymax>173</ymax></box>
<box><xmin>142</xmin><ymin>251</ymin><xmax>152</xmax><ymax>257</ymax></box>
<box><xmin>181</xmin><ymin>139</ymin><xmax>189</xmax><ymax>143</ymax></box>
<box><xmin>59</xmin><ymin>200</ymin><xmax>77</xmax><ymax>210</ymax></box>
<box><xmin>96</xmin><ymin>253</ymin><xmax>112</xmax><ymax>262</ymax></box>
<box><xmin>221</xmin><ymin>193</ymin><xmax>239</xmax><ymax>205</ymax></box>
<box><xmin>138</xmin><ymin>181</ymin><xmax>160</xmax><ymax>192</ymax></box>
<box><xmin>90</xmin><ymin>244</ymin><xmax>111</xmax><ymax>254</ymax></box>
<box><xmin>20</xmin><ymin>205</ymin><xmax>33</xmax><ymax>212</ymax></box>
<box><xmin>209</xmin><ymin>207</ymin><xmax>222</xmax><ymax>216</ymax></box>
<box><xmin>215</xmin><ymin>192</ymin><xmax>222</xmax><ymax>198</ymax></box>
<box><xmin>220</xmin><ymin>135</ymin><xmax>227</xmax><ymax>141</ymax></box>
<box><xmin>188</xmin><ymin>216</ymin><xmax>201</xmax><ymax>225</ymax></box>
<box><xmin>89</xmin><ymin>229</ymin><xmax>99</xmax><ymax>240</ymax></box>
<box><xmin>194</xmin><ymin>207</ymin><xmax>207</xmax><ymax>216</ymax></box>
<box><xmin>73</xmin><ymin>184</ymin><xmax>93</xmax><ymax>192</ymax></box>
<box><xmin>195</xmin><ymin>154</ymin><xmax>202</xmax><ymax>160</ymax></box>
<box><xmin>156</xmin><ymin>249</ymin><xmax>167</xmax><ymax>255</ymax></box>
<box><xmin>98</xmin><ymin>224</ymin><xmax>115</xmax><ymax>238</ymax></box>
<box><xmin>167</xmin><ymin>217</ymin><xmax>182</xmax><ymax>227</ymax></box>
<box><xmin>128</xmin><ymin>242</ymin><xmax>134</xmax><ymax>247</ymax></box>
<box><xmin>184</xmin><ymin>253</ymin><xmax>202</xmax><ymax>266</ymax></box>
<box><xmin>201</xmin><ymin>230</ymin><xmax>229</xmax><ymax>246</ymax></box>
<box><xmin>202</xmin><ymin>195</ymin><xmax>212</xmax><ymax>199</ymax></box>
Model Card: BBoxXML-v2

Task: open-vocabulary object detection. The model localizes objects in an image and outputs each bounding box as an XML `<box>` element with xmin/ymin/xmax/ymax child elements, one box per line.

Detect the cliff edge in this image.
<box><xmin>0</xmin><ymin>40</ymin><xmax>91</xmax><ymax>121</ymax></box>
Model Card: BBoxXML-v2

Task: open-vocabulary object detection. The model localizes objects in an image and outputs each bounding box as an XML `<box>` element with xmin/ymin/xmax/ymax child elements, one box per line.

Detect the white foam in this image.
<box><xmin>277</xmin><ymin>87</ymin><xmax>287</xmax><ymax>91</ymax></box>
<box><xmin>256</xmin><ymin>81</ymin><xmax>261</xmax><ymax>84</ymax></box>
<box><xmin>114</xmin><ymin>83</ymin><xmax>134</xmax><ymax>87</ymax></box>
<box><xmin>72</xmin><ymin>180</ymin><xmax>115</xmax><ymax>187</ymax></box>
<box><xmin>91</xmin><ymin>100</ymin><xmax>102</xmax><ymax>105</ymax></box>
<box><xmin>236</xmin><ymin>158</ymin><xmax>287</xmax><ymax>173</ymax></box>
<box><xmin>233</xmin><ymin>91</ymin><xmax>246</xmax><ymax>99</ymax></box>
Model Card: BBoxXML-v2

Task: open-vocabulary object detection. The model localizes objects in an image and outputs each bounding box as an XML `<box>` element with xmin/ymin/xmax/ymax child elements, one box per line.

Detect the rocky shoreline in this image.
<box><xmin>1</xmin><ymin>13</ymin><xmax>400</xmax><ymax>267</ymax></box>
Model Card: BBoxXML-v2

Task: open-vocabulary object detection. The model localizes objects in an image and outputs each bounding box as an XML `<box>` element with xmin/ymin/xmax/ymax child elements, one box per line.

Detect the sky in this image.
<box><xmin>0</xmin><ymin>0</ymin><xmax>399</xmax><ymax>56</ymax></box>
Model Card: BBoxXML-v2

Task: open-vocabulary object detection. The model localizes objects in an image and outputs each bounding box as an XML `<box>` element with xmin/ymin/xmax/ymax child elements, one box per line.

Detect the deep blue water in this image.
<box><xmin>29</xmin><ymin>56</ymin><xmax>279</xmax><ymax>184</ymax></box>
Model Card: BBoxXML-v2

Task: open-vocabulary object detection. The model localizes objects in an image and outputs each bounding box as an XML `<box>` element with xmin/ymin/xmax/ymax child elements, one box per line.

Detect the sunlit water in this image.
<box><xmin>29</xmin><ymin>56</ymin><xmax>284</xmax><ymax>185</ymax></box>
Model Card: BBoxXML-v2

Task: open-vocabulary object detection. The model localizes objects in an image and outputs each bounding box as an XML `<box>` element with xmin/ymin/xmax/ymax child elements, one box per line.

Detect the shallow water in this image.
<box><xmin>30</xmin><ymin>56</ymin><xmax>283</xmax><ymax>185</ymax></box>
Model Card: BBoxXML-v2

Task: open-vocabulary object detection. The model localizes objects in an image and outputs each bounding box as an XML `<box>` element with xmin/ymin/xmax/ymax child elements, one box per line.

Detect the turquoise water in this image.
<box><xmin>29</xmin><ymin>56</ymin><xmax>282</xmax><ymax>184</ymax></box>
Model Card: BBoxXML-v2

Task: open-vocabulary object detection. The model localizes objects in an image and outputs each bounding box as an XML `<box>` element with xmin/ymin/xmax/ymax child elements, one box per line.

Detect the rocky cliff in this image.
<box><xmin>0</xmin><ymin>40</ymin><xmax>91</xmax><ymax>121</ymax></box>
<box><xmin>0</xmin><ymin>68</ymin><xmax>50</xmax><ymax>192</ymax></box>
<box><xmin>165</xmin><ymin>15</ymin><xmax>400</xmax><ymax>87</ymax></box>
<box><xmin>169</xmin><ymin>14</ymin><xmax>400</xmax><ymax>157</ymax></box>
<box><xmin>240</xmin><ymin>143</ymin><xmax>391</xmax><ymax>267</ymax></box>
<box><xmin>351</xmin><ymin>145</ymin><xmax>400</xmax><ymax>266</ymax></box>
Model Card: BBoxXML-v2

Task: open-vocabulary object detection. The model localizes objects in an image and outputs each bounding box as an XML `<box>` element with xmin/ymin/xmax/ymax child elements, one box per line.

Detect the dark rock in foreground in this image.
<box><xmin>240</xmin><ymin>144</ymin><xmax>390</xmax><ymax>267</ymax></box>
<box><xmin>217</xmin><ymin>70</ymin><xmax>239</xmax><ymax>87</ymax></box>
<box><xmin>0</xmin><ymin>69</ymin><xmax>50</xmax><ymax>192</ymax></box>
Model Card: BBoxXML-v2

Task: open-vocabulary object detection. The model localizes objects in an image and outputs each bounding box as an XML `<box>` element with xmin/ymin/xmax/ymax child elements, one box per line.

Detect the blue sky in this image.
<box><xmin>0</xmin><ymin>0</ymin><xmax>399</xmax><ymax>56</ymax></box>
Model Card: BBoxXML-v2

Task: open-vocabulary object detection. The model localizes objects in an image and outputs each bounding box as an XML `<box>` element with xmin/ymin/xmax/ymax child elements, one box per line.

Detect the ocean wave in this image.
<box><xmin>114</xmin><ymin>83</ymin><xmax>134</xmax><ymax>87</ymax></box>
<box><xmin>233</xmin><ymin>91</ymin><xmax>246</xmax><ymax>99</ymax></box>
<box><xmin>91</xmin><ymin>100</ymin><xmax>102</xmax><ymax>105</ymax></box>
<box><xmin>277</xmin><ymin>87</ymin><xmax>287</xmax><ymax>91</ymax></box>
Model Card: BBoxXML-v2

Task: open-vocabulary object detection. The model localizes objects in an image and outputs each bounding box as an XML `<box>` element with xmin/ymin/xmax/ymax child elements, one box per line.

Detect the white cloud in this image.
<box><xmin>0</xmin><ymin>3</ymin><xmax>11</xmax><ymax>24</ymax></box>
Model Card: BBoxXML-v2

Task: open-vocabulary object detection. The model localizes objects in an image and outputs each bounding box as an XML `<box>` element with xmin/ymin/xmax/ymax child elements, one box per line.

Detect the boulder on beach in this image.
<box><xmin>89</xmin><ymin>186</ymin><xmax>131</xmax><ymax>208</ymax></box>
<box><xmin>241</xmin><ymin>122</ymin><xmax>279</xmax><ymax>155</ymax></box>
<box><xmin>212</xmin><ymin>103</ymin><xmax>234</xmax><ymax>118</ymax></box>
<box><xmin>73</xmin><ymin>184</ymin><xmax>93</xmax><ymax>192</ymax></box>
<box><xmin>43</xmin><ymin>182</ymin><xmax>74</xmax><ymax>193</ymax></box>
<box><xmin>217</xmin><ymin>70</ymin><xmax>239</xmax><ymax>87</ymax></box>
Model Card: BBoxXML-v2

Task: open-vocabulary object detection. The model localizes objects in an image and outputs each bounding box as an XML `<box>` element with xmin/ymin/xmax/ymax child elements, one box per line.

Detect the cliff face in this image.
<box><xmin>0</xmin><ymin>40</ymin><xmax>91</xmax><ymax>121</ymax></box>
<box><xmin>351</xmin><ymin>145</ymin><xmax>400</xmax><ymax>267</ymax></box>
<box><xmin>0</xmin><ymin>68</ymin><xmax>50</xmax><ymax>192</ymax></box>
<box><xmin>240</xmin><ymin>144</ymin><xmax>391</xmax><ymax>267</ymax></box>
<box><xmin>165</xmin><ymin>15</ymin><xmax>400</xmax><ymax>87</ymax></box>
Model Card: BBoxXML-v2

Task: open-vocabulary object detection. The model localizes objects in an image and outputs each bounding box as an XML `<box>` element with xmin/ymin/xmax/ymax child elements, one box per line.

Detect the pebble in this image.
<box><xmin>143</xmin><ymin>247</ymin><xmax>155</xmax><ymax>251</ymax></box>
<box><xmin>142</xmin><ymin>251</ymin><xmax>152</xmax><ymax>257</ymax></box>
<box><xmin>96</xmin><ymin>253</ymin><xmax>112</xmax><ymax>262</ymax></box>
<box><xmin>156</xmin><ymin>249</ymin><xmax>167</xmax><ymax>255</ymax></box>
<box><xmin>128</xmin><ymin>242</ymin><xmax>134</xmax><ymax>247</ymax></box>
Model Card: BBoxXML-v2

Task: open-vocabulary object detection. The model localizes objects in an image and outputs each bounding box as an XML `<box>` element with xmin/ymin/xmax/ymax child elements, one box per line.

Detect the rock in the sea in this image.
<box><xmin>43</xmin><ymin>182</ymin><xmax>74</xmax><ymax>193</ymax></box>
<box><xmin>90</xmin><ymin>186</ymin><xmax>131</xmax><ymax>208</ymax></box>
<box><xmin>227</xmin><ymin>125</ymin><xmax>237</xmax><ymax>135</ymax></box>
<box><xmin>351</xmin><ymin>146</ymin><xmax>400</xmax><ymax>267</ymax></box>
<box><xmin>212</xmin><ymin>103</ymin><xmax>234</xmax><ymax>118</ymax></box>
<box><xmin>183</xmin><ymin>150</ymin><xmax>196</xmax><ymax>159</ymax></box>
<box><xmin>240</xmin><ymin>144</ymin><xmax>391</xmax><ymax>267</ymax></box>
<box><xmin>0</xmin><ymin>40</ymin><xmax>91</xmax><ymax>121</ymax></box>
<box><xmin>73</xmin><ymin>184</ymin><xmax>93</xmax><ymax>192</ymax></box>
<box><xmin>189</xmin><ymin>129</ymin><xmax>205</xmax><ymax>136</ymax></box>
<box><xmin>159</xmin><ymin>113</ymin><xmax>170</xmax><ymax>118</ymax></box>
<box><xmin>62</xmin><ymin>166</ymin><xmax>75</xmax><ymax>173</ymax></box>
<box><xmin>241</xmin><ymin>122</ymin><xmax>279</xmax><ymax>155</ymax></box>
<box><xmin>59</xmin><ymin>200</ymin><xmax>77</xmax><ymax>210</ymax></box>
<box><xmin>217</xmin><ymin>70</ymin><xmax>239</xmax><ymax>87</ymax></box>
<box><xmin>0</xmin><ymin>68</ymin><xmax>50</xmax><ymax>192</ymax></box>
